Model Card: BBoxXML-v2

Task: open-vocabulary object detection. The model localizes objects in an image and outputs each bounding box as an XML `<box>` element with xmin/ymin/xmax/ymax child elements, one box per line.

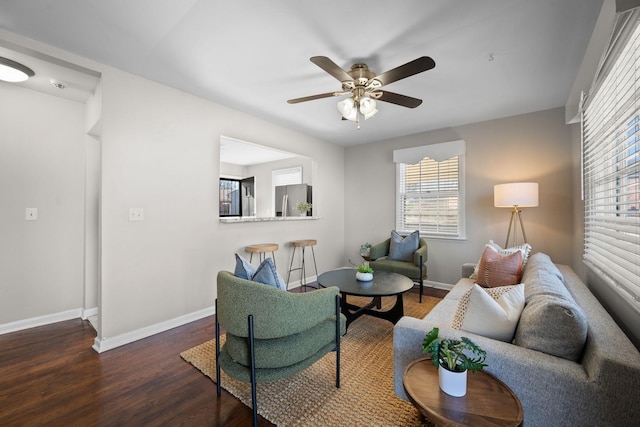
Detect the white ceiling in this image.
<box><xmin>0</xmin><ymin>0</ymin><xmax>603</xmax><ymax>147</ymax></box>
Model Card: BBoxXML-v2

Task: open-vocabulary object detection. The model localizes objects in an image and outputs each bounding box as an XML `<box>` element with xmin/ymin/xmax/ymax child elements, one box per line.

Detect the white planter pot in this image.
<box><xmin>438</xmin><ymin>365</ymin><xmax>467</xmax><ymax>397</ymax></box>
<box><xmin>356</xmin><ymin>272</ymin><xmax>373</xmax><ymax>281</ymax></box>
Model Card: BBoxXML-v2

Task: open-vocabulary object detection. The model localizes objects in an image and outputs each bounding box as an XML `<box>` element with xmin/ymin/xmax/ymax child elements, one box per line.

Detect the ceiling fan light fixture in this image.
<box><xmin>364</xmin><ymin>107</ymin><xmax>378</xmax><ymax>120</ymax></box>
<box><xmin>337</xmin><ymin>97</ymin><xmax>355</xmax><ymax>116</ymax></box>
<box><xmin>359</xmin><ymin>96</ymin><xmax>376</xmax><ymax>115</ymax></box>
<box><xmin>343</xmin><ymin>107</ymin><xmax>357</xmax><ymax>121</ymax></box>
<box><xmin>0</xmin><ymin>57</ymin><xmax>35</xmax><ymax>82</ymax></box>
<box><xmin>290</xmin><ymin>55</ymin><xmax>435</xmax><ymax>129</ymax></box>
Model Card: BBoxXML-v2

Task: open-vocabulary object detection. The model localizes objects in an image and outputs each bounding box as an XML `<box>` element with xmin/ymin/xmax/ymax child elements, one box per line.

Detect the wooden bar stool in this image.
<box><xmin>286</xmin><ymin>239</ymin><xmax>318</xmax><ymax>291</ymax></box>
<box><xmin>245</xmin><ymin>243</ymin><xmax>279</xmax><ymax>267</ymax></box>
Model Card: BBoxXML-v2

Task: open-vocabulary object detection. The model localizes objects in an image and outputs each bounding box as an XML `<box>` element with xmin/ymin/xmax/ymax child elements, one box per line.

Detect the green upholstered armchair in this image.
<box><xmin>215</xmin><ymin>271</ymin><xmax>347</xmax><ymax>427</ymax></box>
<box><xmin>368</xmin><ymin>237</ymin><xmax>428</xmax><ymax>302</ymax></box>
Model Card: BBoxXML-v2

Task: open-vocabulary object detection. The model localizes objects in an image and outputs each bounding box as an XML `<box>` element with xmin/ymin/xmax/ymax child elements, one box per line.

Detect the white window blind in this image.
<box><xmin>582</xmin><ymin>17</ymin><xmax>640</xmax><ymax>308</ymax></box>
<box><xmin>396</xmin><ymin>154</ymin><xmax>465</xmax><ymax>238</ymax></box>
<box><xmin>272</xmin><ymin>167</ymin><xmax>302</xmax><ymax>186</ymax></box>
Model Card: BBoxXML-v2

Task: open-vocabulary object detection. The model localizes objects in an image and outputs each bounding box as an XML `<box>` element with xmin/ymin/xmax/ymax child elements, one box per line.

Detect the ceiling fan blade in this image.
<box><xmin>377</xmin><ymin>91</ymin><xmax>423</xmax><ymax>108</ymax></box>
<box><xmin>287</xmin><ymin>91</ymin><xmax>346</xmax><ymax>104</ymax></box>
<box><xmin>310</xmin><ymin>56</ymin><xmax>354</xmax><ymax>83</ymax></box>
<box><xmin>373</xmin><ymin>56</ymin><xmax>435</xmax><ymax>87</ymax></box>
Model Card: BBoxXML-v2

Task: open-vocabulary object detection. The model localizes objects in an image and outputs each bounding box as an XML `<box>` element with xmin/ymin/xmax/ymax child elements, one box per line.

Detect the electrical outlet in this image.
<box><xmin>129</xmin><ymin>208</ymin><xmax>144</xmax><ymax>221</ymax></box>
<box><xmin>25</xmin><ymin>208</ymin><xmax>38</xmax><ymax>220</ymax></box>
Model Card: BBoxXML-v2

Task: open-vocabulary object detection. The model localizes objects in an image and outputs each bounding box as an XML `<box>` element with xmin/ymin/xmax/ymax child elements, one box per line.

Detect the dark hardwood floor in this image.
<box><xmin>0</xmin><ymin>286</ymin><xmax>446</xmax><ymax>426</ymax></box>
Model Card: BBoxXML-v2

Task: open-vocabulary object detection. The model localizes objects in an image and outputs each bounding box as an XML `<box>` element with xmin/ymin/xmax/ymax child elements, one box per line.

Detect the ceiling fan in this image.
<box><xmin>287</xmin><ymin>56</ymin><xmax>436</xmax><ymax>128</ymax></box>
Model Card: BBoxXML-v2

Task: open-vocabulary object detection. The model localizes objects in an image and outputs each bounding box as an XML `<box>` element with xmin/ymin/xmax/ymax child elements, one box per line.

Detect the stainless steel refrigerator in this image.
<box><xmin>275</xmin><ymin>184</ymin><xmax>312</xmax><ymax>217</ymax></box>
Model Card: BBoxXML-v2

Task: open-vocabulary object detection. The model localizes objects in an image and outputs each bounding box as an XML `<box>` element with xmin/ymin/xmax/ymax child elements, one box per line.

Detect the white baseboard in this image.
<box><xmin>424</xmin><ymin>279</ymin><xmax>454</xmax><ymax>291</ymax></box>
<box><xmin>92</xmin><ymin>306</ymin><xmax>215</xmax><ymax>353</ymax></box>
<box><xmin>81</xmin><ymin>307</ymin><xmax>98</xmax><ymax>320</ymax></box>
<box><xmin>0</xmin><ymin>308</ymin><xmax>83</xmax><ymax>335</ymax></box>
<box><xmin>286</xmin><ymin>274</ymin><xmax>318</xmax><ymax>290</ymax></box>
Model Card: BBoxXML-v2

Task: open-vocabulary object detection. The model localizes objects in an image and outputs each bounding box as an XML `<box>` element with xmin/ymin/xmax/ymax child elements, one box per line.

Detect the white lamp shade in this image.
<box><xmin>494</xmin><ymin>182</ymin><xmax>539</xmax><ymax>207</ymax></box>
<box><xmin>337</xmin><ymin>98</ymin><xmax>355</xmax><ymax>116</ymax></box>
<box><xmin>343</xmin><ymin>107</ymin><xmax>357</xmax><ymax>121</ymax></box>
<box><xmin>364</xmin><ymin>108</ymin><xmax>378</xmax><ymax>120</ymax></box>
<box><xmin>359</xmin><ymin>96</ymin><xmax>377</xmax><ymax>114</ymax></box>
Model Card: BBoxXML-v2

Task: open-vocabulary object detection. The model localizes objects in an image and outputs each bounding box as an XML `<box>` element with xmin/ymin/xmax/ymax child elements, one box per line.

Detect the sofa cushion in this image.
<box><xmin>514</xmin><ymin>252</ymin><xmax>588</xmax><ymax>361</ymax></box>
<box><xmin>521</xmin><ymin>252</ymin><xmax>568</xmax><ymax>301</ymax></box>
<box><xmin>224</xmin><ymin>316</ymin><xmax>341</xmax><ymax>368</ymax></box>
<box><xmin>514</xmin><ymin>295</ymin><xmax>588</xmax><ymax>361</ymax></box>
<box><xmin>470</xmin><ymin>241</ymin><xmax>532</xmax><ymax>279</ymax></box>
<box><xmin>452</xmin><ymin>283</ymin><xmax>525</xmax><ymax>342</ymax></box>
<box><xmin>475</xmin><ymin>246</ymin><xmax>523</xmax><ymax>287</ymax></box>
<box><xmin>388</xmin><ymin>230</ymin><xmax>419</xmax><ymax>262</ymax></box>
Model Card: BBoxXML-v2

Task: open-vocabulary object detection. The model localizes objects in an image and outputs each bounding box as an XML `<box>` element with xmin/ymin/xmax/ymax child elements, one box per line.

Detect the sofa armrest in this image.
<box><xmin>369</xmin><ymin>238</ymin><xmax>390</xmax><ymax>260</ymax></box>
<box><xmin>461</xmin><ymin>263</ymin><xmax>475</xmax><ymax>278</ymax></box>
<box><xmin>413</xmin><ymin>238</ymin><xmax>428</xmax><ymax>266</ymax></box>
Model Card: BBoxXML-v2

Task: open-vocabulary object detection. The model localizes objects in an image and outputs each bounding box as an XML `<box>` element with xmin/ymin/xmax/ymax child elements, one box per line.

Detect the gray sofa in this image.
<box><xmin>393</xmin><ymin>252</ymin><xmax>640</xmax><ymax>426</ymax></box>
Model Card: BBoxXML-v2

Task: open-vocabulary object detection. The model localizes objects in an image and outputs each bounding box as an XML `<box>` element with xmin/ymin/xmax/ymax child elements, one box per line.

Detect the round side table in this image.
<box><xmin>403</xmin><ymin>357</ymin><xmax>523</xmax><ymax>426</ymax></box>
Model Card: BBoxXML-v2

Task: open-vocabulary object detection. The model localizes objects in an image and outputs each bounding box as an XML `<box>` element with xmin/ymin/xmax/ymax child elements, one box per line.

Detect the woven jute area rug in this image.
<box><xmin>181</xmin><ymin>291</ymin><xmax>440</xmax><ymax>427</ymax></box>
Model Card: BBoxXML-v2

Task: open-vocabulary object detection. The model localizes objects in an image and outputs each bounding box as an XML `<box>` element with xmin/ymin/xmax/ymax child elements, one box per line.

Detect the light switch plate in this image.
<box><xmin>129</xmin><ymin>208</ymin><xmax>144</xmax><ymax>221</ymax></box>
<box><xmin>25</xmin><ymin>208</ymin><xmax>38</xmax><ymax>220</ymax></box>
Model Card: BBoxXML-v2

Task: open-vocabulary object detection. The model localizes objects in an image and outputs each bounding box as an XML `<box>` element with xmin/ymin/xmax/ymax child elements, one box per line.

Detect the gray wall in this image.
<box><xmin>0</xmin><ymin>83</ymin><xmax>87</xmax><ymax>324</ymax></box>
<box><xmin>344</xmin><ymin>107</ymin><xmax>574</xmax><ymax>286</ymax></box>
<box><xmin>0</xmin><ymin>46</ymin><xmax>345</xmax><ymax>347</ymax></box>
<box><xmin>97</xmin><ymin>66</ymin><xmax>345</xmax><ymax>342</ymax></box>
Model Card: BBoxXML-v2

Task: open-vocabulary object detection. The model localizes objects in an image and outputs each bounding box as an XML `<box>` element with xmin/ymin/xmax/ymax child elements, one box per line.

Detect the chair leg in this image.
<box><xmin>419</xmin><ymin>255</ymin><xmax>424</xmax><ymax>303</ymax></box>
<box><xmin>335</xmin><ymin>294</ymin><xmax>341</xmax><ymax>389</ymax></box>
<box><xmin>301</xmin><ymin>246</ymin><xmax>307</xmax><ymax>290</ymax></box>
<box><xmin>215</xmin><ymin>299</ymin><xmax>221</xmax><ymax>396</ymax></box>
<box><xmin>310</xmin><ymin>245</ymin><xmax>318</xmax><ymax>281</ymax></box>
<box><xmin>286</xmin><ymin>246</ymin><xmax>298</xmax><ymax>290</ymax></box>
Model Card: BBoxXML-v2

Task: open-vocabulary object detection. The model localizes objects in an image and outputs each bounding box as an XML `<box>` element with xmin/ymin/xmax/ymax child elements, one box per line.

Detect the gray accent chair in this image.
<box><xmin>215</xmin><ymin>271</ymin><xmax>347</xmax><ymax>427</ymax></box>
<box><xmin>369</xmin><ymin>238</ymin><xmax>428</xmax><ymax>302</ymax></box>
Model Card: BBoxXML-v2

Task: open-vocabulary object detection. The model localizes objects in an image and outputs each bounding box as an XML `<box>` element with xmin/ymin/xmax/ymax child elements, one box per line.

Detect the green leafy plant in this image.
<box><xmin>355</xmin><ymin>263</ymin><xmax>373</xmax><ymax>274</ymax></box>
<box><xmin>422</xmin><ymin>327</ymin><xmax>487</xmax><ymax>373</ymax></box>
<box><xmin>360</xmin><ymin>242</ymin><xmax>371</xmax><ymax>257</ymax></box>
<box><xmin>296</xmin><ymin>201</ymin><xmax>312</xmax><ymax>213</ymax></box>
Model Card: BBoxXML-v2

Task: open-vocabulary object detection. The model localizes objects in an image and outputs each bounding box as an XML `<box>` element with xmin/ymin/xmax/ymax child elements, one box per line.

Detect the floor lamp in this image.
<box><xmin>494</xmin><ymin>182</ymin><xmax>539</xmax><ymax>248</ymax></box>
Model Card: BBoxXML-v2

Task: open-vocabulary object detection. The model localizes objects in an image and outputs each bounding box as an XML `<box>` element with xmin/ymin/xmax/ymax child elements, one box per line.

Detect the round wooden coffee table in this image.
<box><xmin>403</xmin><ymin>357</ymin><xmax>523</xmax><ymax>426</ymax></box>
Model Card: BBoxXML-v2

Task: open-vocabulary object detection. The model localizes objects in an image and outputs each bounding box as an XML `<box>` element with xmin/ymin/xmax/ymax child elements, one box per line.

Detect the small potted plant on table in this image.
<box><xmin>355</xmin><ymin>263</ymin><xmax>374</xmax><ymax>281</ymax></box>
<box><xmin>422</xmin><ymin>327</ymin><xmax>487</xmax><ymax>397</ymax></box>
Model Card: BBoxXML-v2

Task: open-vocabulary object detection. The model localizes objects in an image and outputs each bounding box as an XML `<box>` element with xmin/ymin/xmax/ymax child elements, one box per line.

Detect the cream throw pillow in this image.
<box><xmin>452</xmin><ymin>284</ymin><xmax>525</xmax><ymax>342</ymax></box>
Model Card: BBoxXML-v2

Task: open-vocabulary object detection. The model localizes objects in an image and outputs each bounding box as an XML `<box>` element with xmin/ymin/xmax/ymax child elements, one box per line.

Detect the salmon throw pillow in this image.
<box><xmin>475</xmin><ymin>246</ymin><xmax>523</xmax><ymax>287</ymax></box>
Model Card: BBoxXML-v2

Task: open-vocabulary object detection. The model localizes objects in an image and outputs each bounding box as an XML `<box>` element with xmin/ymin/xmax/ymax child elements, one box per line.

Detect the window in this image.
<box><xmin>219</xmin><ymin>177</ymin><xmax>255</xmax><ymax>217</ymax></box>
<box><xmin>394</xmin><ymin>141</ymin><xmax>466</xmax><ymax>239</ymax></box>
<box><xmin>219</xmin><ymin>178</ymin><xmax>240</xmax><ymax>216</ymax></box>
<box><xmin>272</xmin><ymin>166</ymin><xmax>302</xmax><ymax>187</ymax></box>
<box><xmin>582</xmin><ymin>15</ymin><xmax>640</xmax><ymax>308</ymax></box>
